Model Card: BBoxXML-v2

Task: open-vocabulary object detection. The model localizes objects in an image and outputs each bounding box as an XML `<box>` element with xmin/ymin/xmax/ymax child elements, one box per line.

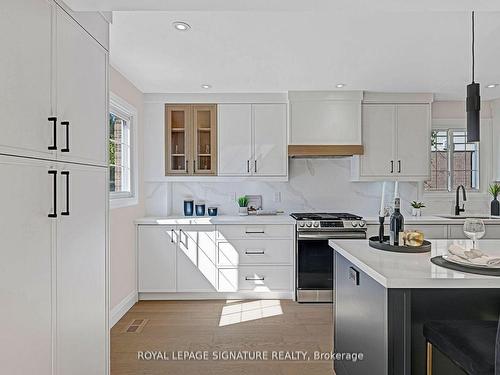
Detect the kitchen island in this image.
<box><xmin>329</xmin><ymin>239</ymin><xmax>500</xmax><ymax>375</ymax></box>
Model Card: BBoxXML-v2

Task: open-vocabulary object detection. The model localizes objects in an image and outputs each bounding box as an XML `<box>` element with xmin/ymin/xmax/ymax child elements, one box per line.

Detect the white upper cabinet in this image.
<box><xmin>352</xmin><ymin>94</ymin><xmax>432</xmax><ymax>181</ymax></box>
<box><xmin>253</xmin><ymin>104</ymin><xmax>287</xmax><ymax>176</ymax></box>
<box><xmin>218</xmin><ymin>104</ymin><xmax>252</xmax><ymax>176</ymax></box>
<box><xmin>359</xmin><ymin>104</ymin><xmax>396</xmax><ymax>177</ymax></box>
<box><xmin>0</xmin><ymin>0</ymin><xmax>54</xmax><ymax>159</ymax></box>
<box><xmin>56</xmin><ymin>8</ymin><xmax>108</xmax><ymax>166</ymax></box>
<box><xmin>395</xmin><ymin>104</ymin><xmax>431</xmax><ymax>177</ymax></box>
<box><xmin>218</xmin><ymin>103</ymin><xmax>287</xmax><ymax>177</ymax></box>
<box><xmin>289</xmin><ymin>91</ymin><xmax>363</xmax><ymax>145</ymax></box>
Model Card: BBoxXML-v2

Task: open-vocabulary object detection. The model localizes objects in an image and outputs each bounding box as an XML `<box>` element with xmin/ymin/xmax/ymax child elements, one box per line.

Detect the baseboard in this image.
<box><xmin>139</xmin><ymin>291</ymin><xmax>294</xmax><ymax>300</ymax></box>
<box><xmin>110</xmin><ymin>290</ymin><xmax>138</xmax><ymax>328</ymax></box>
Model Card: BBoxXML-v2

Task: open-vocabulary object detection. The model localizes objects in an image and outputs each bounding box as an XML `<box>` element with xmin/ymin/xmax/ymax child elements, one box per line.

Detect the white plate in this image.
<box><xmin>442</xmin><ymin>254</ymin><xmax>500</xmax><ymax>269</ymax></box>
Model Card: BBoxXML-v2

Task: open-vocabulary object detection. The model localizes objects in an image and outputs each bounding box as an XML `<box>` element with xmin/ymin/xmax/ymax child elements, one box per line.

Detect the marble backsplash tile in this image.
<box><xmin>145</xmin><ymin>159</ymin><xmax>423</xmax><ymax>217</ymax></box>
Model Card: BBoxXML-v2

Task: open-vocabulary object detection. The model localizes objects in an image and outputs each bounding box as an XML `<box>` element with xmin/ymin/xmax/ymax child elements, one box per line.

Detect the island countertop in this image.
<box><xmin>329</xmin><ymin>239</ymin><xmax>500</xmax><ymax>289</ymax></box>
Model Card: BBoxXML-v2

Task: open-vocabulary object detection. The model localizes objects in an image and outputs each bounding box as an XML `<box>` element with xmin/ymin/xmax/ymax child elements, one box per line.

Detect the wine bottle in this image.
<box><xmin>390</xmin><ymin>197</ymin><xmax>405</xmax><ymax>246</ymax></box>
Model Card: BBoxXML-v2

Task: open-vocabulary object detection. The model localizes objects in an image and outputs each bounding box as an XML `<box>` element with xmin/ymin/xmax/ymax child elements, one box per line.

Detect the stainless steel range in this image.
<box><xmin>291</xmin><ymin>213</ymin><xmax>367</xmax><ymax>303</ymax></box>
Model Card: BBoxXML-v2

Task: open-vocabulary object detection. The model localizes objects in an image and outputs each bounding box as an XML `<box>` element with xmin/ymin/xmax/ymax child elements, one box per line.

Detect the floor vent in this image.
<box><xmin>124</xmin><ymin>319</ymin><xmax>148</xmax><ymax>333</ymax></box>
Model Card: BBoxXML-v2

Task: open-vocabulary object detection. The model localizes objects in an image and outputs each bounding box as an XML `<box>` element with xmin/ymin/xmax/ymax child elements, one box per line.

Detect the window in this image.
<box><xmin>425</xmin><ymin>129</ymin><xmax>479</xmax><ymax>192</ymax></box>
<box><xmin>109</xmin><ymin>93</ymin><xmax>138</xmax><ymax>208</ymax></box>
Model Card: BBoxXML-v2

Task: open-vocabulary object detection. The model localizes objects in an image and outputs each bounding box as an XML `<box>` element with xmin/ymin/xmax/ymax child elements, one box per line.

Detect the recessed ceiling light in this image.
<box><xmin>173</xmin><ymin>21</ymin><xmax>190</xmax><ymax>31</ymax></box>
<box><xmin>487</xmin><ymin>83</ymin><xmax>498</xmax><ymax>88</ymax></box>
<box><xmin>336</xmin><ymin>83</ymin><xmax>346</xmax><ymax>88</ymax></box>
<box><xmin>201</xmin><ymin>84</ymin><xmax>212</xmax><ymax>89</ymax></box>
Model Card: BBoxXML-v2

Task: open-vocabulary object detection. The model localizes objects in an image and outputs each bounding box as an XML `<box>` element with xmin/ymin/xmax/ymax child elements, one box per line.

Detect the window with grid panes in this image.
<box><xmin>424</xmin><ymin>129</ymin><xmax>479</xmax><ymax>192</ymax></box>
<box><xmin>109</xmin><ymin>108</ymin><xmax>131</xmax><ymax>196</ymax></box>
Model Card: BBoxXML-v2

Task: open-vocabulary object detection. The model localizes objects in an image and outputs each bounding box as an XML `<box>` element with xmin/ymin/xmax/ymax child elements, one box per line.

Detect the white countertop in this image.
<box><xmin>330</xmin><ymin>239</ymin><xmax>500</xmax><ymax>289</ymax></box>
<box><xmin>135</xmin><ymin>215</ymin><xmax>296</xmax><ymax>225</ymax></box>
<box><xmin>364</xmin><ymin>215</ymin><xmax>500</xmax><ymax>225</ymax></box>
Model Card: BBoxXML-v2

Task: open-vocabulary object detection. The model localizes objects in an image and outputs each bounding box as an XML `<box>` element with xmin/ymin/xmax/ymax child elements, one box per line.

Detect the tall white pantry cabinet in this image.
<box><xmin>0</xmin><ymin>1</ymin><xmax>109</xmax><ymax>375</ymax></box>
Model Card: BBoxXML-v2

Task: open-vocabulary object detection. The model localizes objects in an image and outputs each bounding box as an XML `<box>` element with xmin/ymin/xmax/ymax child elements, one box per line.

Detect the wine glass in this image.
<box><xmin>463</xmin><ymin>218</ymin><xmax>486</xmax><ymax>249</ymax></box>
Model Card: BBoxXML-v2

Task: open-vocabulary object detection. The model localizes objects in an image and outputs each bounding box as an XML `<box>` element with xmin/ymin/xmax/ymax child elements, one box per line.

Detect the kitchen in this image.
<box><xmin>2</xmin><ymin>1</ymin><xmax>500</xmax><ymax>375</ymax></box>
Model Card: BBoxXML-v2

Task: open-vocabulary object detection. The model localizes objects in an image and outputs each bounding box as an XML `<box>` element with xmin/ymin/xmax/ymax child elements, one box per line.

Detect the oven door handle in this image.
<box><xmin>297</xmin><ymin>232</ymin><xmax>366</xmax><ymax>240</ymax></box>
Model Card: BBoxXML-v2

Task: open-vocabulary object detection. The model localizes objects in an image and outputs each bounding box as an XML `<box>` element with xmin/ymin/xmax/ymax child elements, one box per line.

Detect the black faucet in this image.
<box><xmin>455</xmin><ymin>185</ymin><xmax>467</xmax><ymax>216</ymax></box>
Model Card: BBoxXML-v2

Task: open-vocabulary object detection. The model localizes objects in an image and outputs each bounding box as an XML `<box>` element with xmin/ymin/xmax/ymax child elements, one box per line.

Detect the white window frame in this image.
<box><xmin>423</xmin><ymin>118</ymin><xmax>492</xmax><ymax>199</ymax></box>
<box><xmin>109</xmin><ymin>92</ymin><xmax>139</xmax><ymax>209</ymax></box>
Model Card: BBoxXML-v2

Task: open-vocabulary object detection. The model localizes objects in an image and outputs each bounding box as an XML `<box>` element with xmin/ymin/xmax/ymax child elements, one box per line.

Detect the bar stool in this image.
<box><xmin>423</xmin><ymin>319</ymin><xmax>499</xmax><ymax>375</ymax></box>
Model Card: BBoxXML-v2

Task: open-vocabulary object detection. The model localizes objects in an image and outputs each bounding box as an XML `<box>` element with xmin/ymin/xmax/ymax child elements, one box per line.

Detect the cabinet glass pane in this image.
<box><xmin>169</xmin><ymin>109</ymin><xmax>187</xmax><ymax>173</ymax></box>
<box><xmin>194</xmin><ymin>108</ymin><xmax>215</xmax><ymax>173</ymax></box>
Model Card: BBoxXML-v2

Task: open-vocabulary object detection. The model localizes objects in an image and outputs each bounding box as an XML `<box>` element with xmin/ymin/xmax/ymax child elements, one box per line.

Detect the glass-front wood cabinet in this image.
<box><xmin>165</xmin><ymin>104</ymin><xmax>217</xmax><ymax>176</ymax></box>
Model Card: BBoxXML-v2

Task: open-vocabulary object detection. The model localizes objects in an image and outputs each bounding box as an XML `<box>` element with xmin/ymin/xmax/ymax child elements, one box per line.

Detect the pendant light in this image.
<box><xmin>466</xmin><ymin>11</ymin><xmax>480</xmax><ymax>142</ymax></box>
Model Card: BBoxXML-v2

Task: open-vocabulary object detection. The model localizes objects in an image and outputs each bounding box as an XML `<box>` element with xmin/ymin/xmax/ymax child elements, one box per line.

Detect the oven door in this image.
<box><xmin>296</xmin><ymin>231</ymin><xmax>365</xmax><ymax>303</ymax></box>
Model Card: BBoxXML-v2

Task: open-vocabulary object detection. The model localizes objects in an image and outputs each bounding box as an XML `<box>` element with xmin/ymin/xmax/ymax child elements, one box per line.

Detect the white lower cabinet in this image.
<box><xmin>0</xmin><ymin>157</ymin><xmax>54</xmax><ymax>375</ymax></box>
<box><xmin>177</xmin><ymin>225</ymin><xmax>217</xmax><ymax>292</ymax></box>
<box><xmin>0</xmin><ymin>155</ymin><xmax>107</xmax><ymax>375</ymax></box>
<box><xmin>56</xmin><ymin>163</ymin><xmax>107</xmax><ymax>375</ymax></box>
<box><xmin>137</xmin><ymin>224</ymin><xmax>294</xmax><ymax>297</ymax></box>
<box><xmin>138</xmin><ymin>226</ymin><xmax>177</xmax><ymax>292</ymax></box>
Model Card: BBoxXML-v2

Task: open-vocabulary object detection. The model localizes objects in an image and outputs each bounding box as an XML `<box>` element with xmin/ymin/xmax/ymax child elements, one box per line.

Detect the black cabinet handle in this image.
<box><xmin>398</xmin><ymin>160</ymin><xmax>401</xmax><ymax>173</ymax></box>
<box><xmin>390</xmin><ymin>160</ymin><xmax>394</xmax><ymax>173</ymax></box>
<box><xmin>254</xmin><ymin>160</ymin><xmax>257</xmax><ymax>173</ymax></box>
<box><xmin>61</xmin><ymin>121</ymin><xmax>70</xmax><ymax>152</ymax></box>
<box><xmin>48</xmin><ymin>170</ymin><xmax>57</xmax><ymax>218</ymax></box>
<box><xmin>48</xmin><ymin>117</ymin><xmax>57</xmax><ymax>150</ymax></box>
<box><xmin>61</xmin><ymin>171</ymin><xmax>70</xmax><ymax>216</ymax></box>
<box><xmin>170</xmin><ymin>229</ymin><xmax>175</xmax><ymax>243</ymax></box>
<box><xmin>193</xmin><ymin>160</ymin><xmax>196</xmax><ymax>173</ymax></box>
<box><xmin>185</xmin><ymin>160</ymin><xmax>189</xmax><ymax>174</ymax></box>
<box><xmin>247</xmin><ymin>160</ymin><xmax>250</xmax><ymax>173</ymax></box>
<box><xmin>245</xmin><ymin>276</ymin><xmax>265</xmax><ymax>281</ymax></box>
<box><xmin>245</xmin><ymin>250</ymin><xmax>265</xmax><ymax>255</ymax></box>
<box><xmin>349</xmin><ymin>267</ymin><xmax>360</xmax><ymax>286</ymax></box>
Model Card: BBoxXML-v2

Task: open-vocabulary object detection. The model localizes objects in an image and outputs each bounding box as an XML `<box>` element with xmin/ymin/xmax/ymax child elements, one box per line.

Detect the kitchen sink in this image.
<box><xmin>438</xmin><ymin>215</ymin><xmax>498</xmax><ymax>219</ymax></box>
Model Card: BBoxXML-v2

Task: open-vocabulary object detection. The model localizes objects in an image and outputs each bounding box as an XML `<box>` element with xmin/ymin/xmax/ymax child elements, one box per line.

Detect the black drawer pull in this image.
<box><xmin>48</xmin><ymin>170</ymin><xmax>57</xmax><ymax>218</ymax></box>
<box><xmin>61</xmin><ymin>171</ymin><xmax>70</xmax><ymax>216</ymax></box>
<box><xmin>245</xmin><ymin>276</ymin><xmax>265</xmax><ymax>281</ymax></box>
<box><xmin>398</xmin><ymin>160</ymin><xmax>401</xmax><ymax>173</ymax></box>
<box><xmin>61</xmin><ymin>121</ymin><xmax>70</xmax><ymax>152</ymax></box>
<box><xmin>245</xmin><ymin>250</ymin><xmax>265</xmax><ymax>255</ymax></box>
<box><xmin>48</xmin><ymin>117</ymin><xmax>57</xmax><ymax>150</ymax></box>
<box><xmin>390</xmin><ymin>160</ymin><xmax>394</xmax><ymax>173</ymax></box>
<box><xmin>349</xmin><ymin>267</ymin><xmax>360</xmax><ymax>286</ymax></box>
<box><xmin>245</xmin><ymin>229</ymin><xmax>265</xmax><ymax>234</ymax></box>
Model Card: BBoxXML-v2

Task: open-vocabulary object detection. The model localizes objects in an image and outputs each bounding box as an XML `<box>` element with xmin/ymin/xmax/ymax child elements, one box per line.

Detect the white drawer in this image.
<box><xmin>217</xmin><ymin>239</ymin><xmax>293</xmax><ymax>267</ymax></box>
<box><xmin>216</xmin><ymin>224</ymin><xmax>294</xmax><ymax>240</ymax></box>
<box><xmin>218</xmin><ymin>266</ymin><xmax>292</xmax><ymax>292</ymax></box>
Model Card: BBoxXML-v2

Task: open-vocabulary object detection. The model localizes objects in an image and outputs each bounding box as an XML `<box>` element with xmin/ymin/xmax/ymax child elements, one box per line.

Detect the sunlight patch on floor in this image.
<box><xmin>219</xmin><ymin>300</ymin><xmax>283</xmax><ymax>326</ymax></box>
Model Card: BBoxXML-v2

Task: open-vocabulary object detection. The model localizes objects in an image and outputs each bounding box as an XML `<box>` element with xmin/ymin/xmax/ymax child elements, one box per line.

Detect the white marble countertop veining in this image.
<box><xmin>329</xmin><ymin>239</ymin><xmax>500</xmax><ymax>289</ymax></box>
<box><xmin>363</xmin><ymin>215</ymin><xmax>500</xmax><ymax>225</ymax></box>
<box><xmin>135</xmin><ymin>215</ymin><xmax>296</xmax><ymax>225</ymax></box>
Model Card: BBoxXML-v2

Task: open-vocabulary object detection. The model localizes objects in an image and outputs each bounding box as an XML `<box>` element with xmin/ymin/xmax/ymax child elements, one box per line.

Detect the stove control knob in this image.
<box><xmin>313</xmin><ymin>222</ymin><xmax>319</xmax><ymax>228</ymax></box>
<box><xmin>306</xmin><ymin>222</ymin><xmax>312</xmax><ymax>228</ymax></box>
<box><xmin>351</xmin><ymin>221</ymin><xmax>358</xmax><ymax>227</ymax></box>
<box><xmin>298</xmin><ymin>222</ymin><xmax>305</xmax><ymax>228</ymax></box>
<box><xmin>359</xmin><ymin>221</ymin><xmax>366</xmax><ymax>227</ymax></box>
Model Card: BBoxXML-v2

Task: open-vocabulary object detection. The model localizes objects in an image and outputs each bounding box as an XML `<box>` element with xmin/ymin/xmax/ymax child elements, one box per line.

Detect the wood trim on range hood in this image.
<box><xmin>288</xmin><ymin>145</ymin><xmax>364</xmax><ymax>157</ymax></box>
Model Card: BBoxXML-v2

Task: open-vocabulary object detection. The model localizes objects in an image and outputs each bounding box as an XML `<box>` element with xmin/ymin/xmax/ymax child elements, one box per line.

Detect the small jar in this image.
<box><xmin>183</xmin><ymin>200</ymin><xmax>194</xmax><ymax>216</ymax></box>
<box><xmin>207</xmin><ymin>207</ymin><xmax>218</xmax><ymax>216</ymax></box>
<box><xmin>195</xmin><ymin>204</ymin><xmax>206</xmax><ymax>216</ymax></box>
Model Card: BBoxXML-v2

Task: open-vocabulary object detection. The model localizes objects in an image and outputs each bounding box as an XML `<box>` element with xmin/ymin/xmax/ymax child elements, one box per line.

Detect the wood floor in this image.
<box><xmin>111</xmin><ymin>300</ymin><xmax>334</xmax><ymax>375</ymax></box>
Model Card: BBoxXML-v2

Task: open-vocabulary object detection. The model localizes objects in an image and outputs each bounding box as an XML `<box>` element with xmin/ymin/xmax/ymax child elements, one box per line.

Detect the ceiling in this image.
<box><xmin>78</xmin><ymin>0</ymin><xmax>500</xmax><ymax>99</ymax></box>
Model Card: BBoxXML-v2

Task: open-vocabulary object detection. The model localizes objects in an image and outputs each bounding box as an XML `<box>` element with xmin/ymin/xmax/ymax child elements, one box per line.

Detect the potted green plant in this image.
<box><xmin>411</xmin><ymin>201</ymin><xmax>425</xmax><ymax>217</ymax></box>
<box><xmin>489</xmin><ymin>184</ymin><xmax>500</xmax><ymax>216</ymax></box>
<box><xmin>237</xmin><ymin>195</ymin><xmax>249</xmax><ymax>216</ymax></box>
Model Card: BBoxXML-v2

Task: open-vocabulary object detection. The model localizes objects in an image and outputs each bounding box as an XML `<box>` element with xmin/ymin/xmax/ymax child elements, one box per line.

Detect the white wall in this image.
<box><xmin>109</xmin><ymin>66</ymin><xmax>144</xmax><ymax>312</ymax></box>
